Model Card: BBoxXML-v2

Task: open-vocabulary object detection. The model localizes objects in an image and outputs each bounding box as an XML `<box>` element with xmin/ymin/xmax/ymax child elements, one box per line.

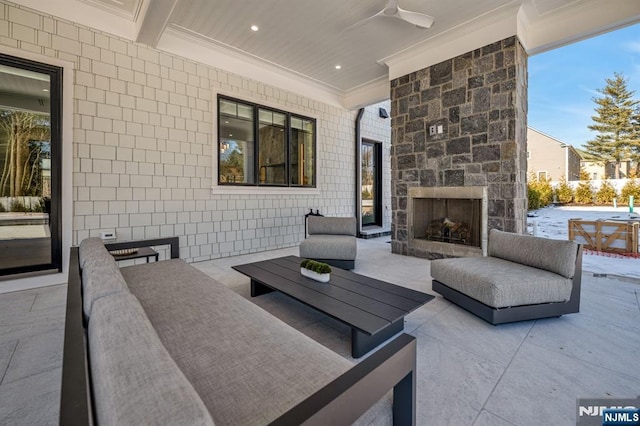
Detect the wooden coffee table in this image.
<box><xmin>232</xmin><ymin>256</ymin><xmax>434</xmax><ymax>358</ymax></box>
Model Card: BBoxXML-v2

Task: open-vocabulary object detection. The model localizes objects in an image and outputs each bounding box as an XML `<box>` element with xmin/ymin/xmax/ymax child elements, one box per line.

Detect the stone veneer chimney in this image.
<box><xmin>390</xmin><ymin>36</ymin><xmax>528</xmax><ymax>259</ymax></box>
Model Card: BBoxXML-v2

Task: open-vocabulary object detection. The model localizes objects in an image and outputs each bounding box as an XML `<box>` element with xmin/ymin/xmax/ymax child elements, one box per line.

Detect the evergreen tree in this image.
<box><xmin>629</xmin><ymin>107</ymin><xmax>640</xmax><ymax>177</ymax></box>
<box><xmin>584</xmin><ymin>73</ymin><xmax>638</xmax><ymax>179</ymax></box>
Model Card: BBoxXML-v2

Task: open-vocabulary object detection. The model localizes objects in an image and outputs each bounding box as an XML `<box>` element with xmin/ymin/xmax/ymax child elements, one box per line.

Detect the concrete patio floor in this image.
<box><xmin>1</xmin><ymin>236</ymin><xmax>639</xmax><ymax>425</ymax></box>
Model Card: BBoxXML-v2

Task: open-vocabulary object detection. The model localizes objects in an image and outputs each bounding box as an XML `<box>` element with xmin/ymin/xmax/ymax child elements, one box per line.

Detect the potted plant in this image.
<box><xmin>300</xmin><ymin>259</ymin><xmax>332</xmax><ymax>283</ymax></box>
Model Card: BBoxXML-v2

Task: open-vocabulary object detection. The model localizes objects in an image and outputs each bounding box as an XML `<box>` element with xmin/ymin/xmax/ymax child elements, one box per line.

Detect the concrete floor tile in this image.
<box><xmin>0</xmin><ymin>290</ymin><xmax>37</xmax><ymax>316</ymax></box>
<box><xmin>299</xmin><ymin>321</ymin><xmax>352</xmax><ymax>358</ymax></box>
<box><xmin>527</xmin><ymin>313</ymin><xmax>640</xmax><ymax>380</ymax></box>
<box><xmin>30</xmin><ymin>284</ymin><xmax>67</xmax><ymax>312</ymax></box>
<box><xmin>0</xmin><ymin>341</ymin><xmax>17</xmax><ymax>385</ymax></box>
<box><xmin>2</xmin><ymin>327</ymin><xmax>64</xmax><ymax>385</ymax></box>
<box><xmin>415</xmin><ymin>303</ymin><xmax>533</xmax><ymax>367</ymax></box>
<box><xmin>472</xmin><ymin>410</ymin><xmax>517</xmax><ymax>426</ymax></box>
<box><xmin>579</xmin><ymin>285</ymin><xmax>640</xmax><ymax>330</ymax></box>
<box><xmin>484</xmin><ymin>343</ymin><xmax>640</xmax><ymax>425</ymax></box>
<box><xmin>0</xmin><ymin>309</ymin><xmax>65</xmax><ymax>344</ymax></box>
<box><xmin>413</xmin><ymin>333</ymin><xmax>505</xmax><ymax>418</ymax></box>
<box><xmin>403</xmin><ymin>296</ymin><xmax>450</xmax><ymax>334</ymax></box>
<box><xmin>0</xmin><ymin>368</ymin><xmax>60</xmax><ymax>426</ymax></box>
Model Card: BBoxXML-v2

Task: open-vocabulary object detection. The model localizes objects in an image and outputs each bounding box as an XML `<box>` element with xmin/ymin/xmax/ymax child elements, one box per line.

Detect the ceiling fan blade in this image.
<box><xmin>344</xmin><ymin>8</ymin><xmax>386</xmax><ymax>32</ymax></box>
<box><xmin>396</xmin><ymin>7</ymin><xmax>434</xmax><ymax>29</ymax></box>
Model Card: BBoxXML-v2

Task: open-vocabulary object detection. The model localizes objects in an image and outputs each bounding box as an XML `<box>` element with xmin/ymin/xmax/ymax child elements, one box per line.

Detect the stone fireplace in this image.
<box><xmin>390</xmin><ymin>36</ymin><xmax>528</xmax><ymax>259</ymax></box>
<box><xmin>408</xmin><ymin>186</ymin><xmax>487</xmax><ymax>258</ymax></box>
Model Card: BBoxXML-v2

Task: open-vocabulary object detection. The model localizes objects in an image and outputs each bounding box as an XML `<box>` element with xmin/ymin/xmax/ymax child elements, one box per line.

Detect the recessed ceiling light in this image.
<box><xmin>42</xmin><ymin>88</ymin><xmax>49</xmax><ymax>92</ymax></box>
<box><xmin>251</xmin><ymin>25</ymin><xmax>259</xmax><ymax>32</ymax></box>
<box><xmin>229</xmin><ymin>134</ymin><xmax>233</xmax><ymax>137</ymax></box>
<box><xmin>335</xmin><ymin>65</ymin><xmax>342</xmax><ymax>70</ymax></box>
<box><xmin>224</xmin><ymin>121</ymin><xmax>229</xmax><ymax>124</ymax></box>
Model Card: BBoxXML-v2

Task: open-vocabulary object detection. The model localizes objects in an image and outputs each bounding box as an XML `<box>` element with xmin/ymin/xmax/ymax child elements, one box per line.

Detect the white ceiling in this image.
<box><xmin>10</xmin><ymin>0</ymin><xmax>640</xmax><ymax>108</ymax></box>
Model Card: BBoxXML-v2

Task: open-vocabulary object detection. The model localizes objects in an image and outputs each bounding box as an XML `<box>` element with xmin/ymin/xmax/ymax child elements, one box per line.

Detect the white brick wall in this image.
<box><xmin>1</xmin><ymin>0</ymin><xmax>390</xmax><ymax>262</ymax></box>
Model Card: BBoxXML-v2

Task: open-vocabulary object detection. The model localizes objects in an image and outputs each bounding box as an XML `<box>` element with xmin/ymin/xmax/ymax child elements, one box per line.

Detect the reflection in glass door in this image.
<box><xmin>0</xmin><ymin>54</ymin><xmax>61</xmax><ymax>277</ymax></box>
<box><xmin>361</xmin><ymin>140</ymin><xmax>382</xmax><ymax>227</ymax></box>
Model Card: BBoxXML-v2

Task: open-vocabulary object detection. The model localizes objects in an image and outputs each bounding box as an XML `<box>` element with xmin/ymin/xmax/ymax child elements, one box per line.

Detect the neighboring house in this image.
<box><xmin>527</xmin><ymin>128</ymin><xmax>581</xmax><ymax>181</ymax></box>
<box><xmin>576</xmin><ymin>149</ymin><xmax>633</xmax><ymax>179</ymax></box>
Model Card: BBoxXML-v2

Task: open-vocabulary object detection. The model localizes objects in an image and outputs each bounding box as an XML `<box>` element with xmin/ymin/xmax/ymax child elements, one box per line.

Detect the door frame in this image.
<box><xmin>360</xmin><ymin>138</ymin><xmax>383</xmax><ymax>228</ymax></box>
<box><xmin>0</xmin><ymin>45</ymin><xmax>73</xmax><ymax>293</ymax></box>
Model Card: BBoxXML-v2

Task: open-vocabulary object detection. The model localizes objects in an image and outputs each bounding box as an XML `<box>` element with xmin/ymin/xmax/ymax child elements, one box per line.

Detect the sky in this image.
<box><xmin>528</xmin><ymin>22</ymin><xmax>640</xmax><ymax>149</ymax></box>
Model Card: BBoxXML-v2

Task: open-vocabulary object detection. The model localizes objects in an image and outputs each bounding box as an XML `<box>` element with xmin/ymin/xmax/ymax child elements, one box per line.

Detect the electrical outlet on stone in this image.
<box><xmin>429</xmin><ymin>125</ymin><xmax>437</xmax><ymax>136</ymax></box>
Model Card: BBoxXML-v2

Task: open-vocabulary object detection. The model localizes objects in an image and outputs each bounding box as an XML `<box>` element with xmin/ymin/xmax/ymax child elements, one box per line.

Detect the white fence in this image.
<box><xmin>550</xmin><ymin>178</ymin><xmax>633</xmax><ymax>193</ymax></box>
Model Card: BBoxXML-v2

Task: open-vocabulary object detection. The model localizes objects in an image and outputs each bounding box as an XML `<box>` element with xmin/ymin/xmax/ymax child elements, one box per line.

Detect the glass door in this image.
<box><xmin>0</xmin><ymin>54</ymin><xmax>62</xmax><ymax>277</ymax></box>
<box><xmin>361</xmin><ymin>140</ymin><xmax>382</xmax><ymax>227</ymax></box>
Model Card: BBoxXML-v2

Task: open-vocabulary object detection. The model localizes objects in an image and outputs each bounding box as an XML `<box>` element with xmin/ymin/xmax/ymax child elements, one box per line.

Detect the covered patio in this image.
<box><xmin>1</xmin><ymin>236</ymin><xmax>639</xmax><ymax>425</ymax></box>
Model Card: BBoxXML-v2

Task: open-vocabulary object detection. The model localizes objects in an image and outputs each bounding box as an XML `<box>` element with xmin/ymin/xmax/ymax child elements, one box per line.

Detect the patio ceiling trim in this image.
<box><xmin>135</xmin><ymin>0</ymin><xmax>178</xmax><ymax>47</ymax></box>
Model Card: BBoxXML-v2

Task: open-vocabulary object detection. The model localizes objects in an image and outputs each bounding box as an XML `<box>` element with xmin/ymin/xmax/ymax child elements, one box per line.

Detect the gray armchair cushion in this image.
<box><xmin>431</xmin><ymin>256</ymin><xmax>573</xmax><ymax>308</ymax></box>
<box><xmin>89</xmin><ymin>292</ymin><xmax>215</xmax><ymax>426</ymax></box>
<box><xmin>300</xmin><ymin>235</ymin><xmax>357</xmax><ymax>260</ymax></box>
<box><xmin>79</xmin><ymin>238</ymin><xmax>128</xmax><ymax>318</ymax></box>
<box><xmin>488</xmin><ymin>229</ymin><xmax>578</xmax><ymax>278</ymax></box>
<box><xmin>308</xmin><ymin>216</ymin><xmax>356</xmax><ymax>236</ymax></box>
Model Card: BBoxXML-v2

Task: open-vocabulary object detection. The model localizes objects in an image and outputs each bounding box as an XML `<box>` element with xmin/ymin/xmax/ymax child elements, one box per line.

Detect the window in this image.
<box><xmin>218</xmin><ymin>96</ymin><xmax>315</xmax><ymax>187</ymax></box>
<box><xmin>538</xmin><ymin>171</ymin><xmax>547</xmax><ymax>181</ymax></box>
<box><xmin>0</xmin><ymin>53</ymin><xmax>62</xmax><ymax>276</ymax></box>
<box><xmin>526</xmin><ymin>151</ymin><xmax>530</xmax><ymax>159</ymax></box>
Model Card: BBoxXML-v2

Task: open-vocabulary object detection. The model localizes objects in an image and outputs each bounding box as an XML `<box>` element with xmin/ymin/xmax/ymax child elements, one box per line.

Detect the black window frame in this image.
<box><xmin>0</xmin><ymin>53</ymin><xmax>63</xmax><ymax>277</ymax></box>
<box><xmin>217</xmin><ymin>95</ymin><xmax>316</xmax><ymax>188</ymax></box>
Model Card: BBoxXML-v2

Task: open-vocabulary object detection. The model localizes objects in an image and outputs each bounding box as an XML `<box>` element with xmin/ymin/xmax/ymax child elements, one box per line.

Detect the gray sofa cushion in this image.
<box><xmin>78</xmin><ymin>237</ymin><xmax>106</xmax><ymax>269</ymax></box>
<box><xmin>308</xmin><ymin>216</ymin><xmax>356</xmax><ymax>236</ymax></box>
<box><xmin>488</xmin><ymin>229</ymin><xmax>578</xmax><ymax>278</ymax></box>
<box><xmin>431</xmin><ymin>256</ymin><xmax>573</xmax><ymax>308</ymax></box>
<box><xmin>89</xmin><ymin>292</ymin><xmax>215</xmax><ymax>426</ymax></box>
<box><xmin>121</xmin><ymin>259</ymin><xmax>391</xmax><ymax>426</ymax></box>
<box><xmin>299</xmin><ymin>234</ymin><xmax>357</xmax><ymax>260</ymax></box>
<box><xmin>79</xmin><ymin>238</ymin><xmax>128</xmax><ymax>318</ymax></box>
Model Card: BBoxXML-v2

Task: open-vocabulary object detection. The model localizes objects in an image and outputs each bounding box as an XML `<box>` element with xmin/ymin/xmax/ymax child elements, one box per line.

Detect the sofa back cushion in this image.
<box><xmin>89</xmin><ymin>293</ymin><xmax>215</xmax><ymax>426</ymax></box>
<box><xmin>488</xmin><ymin>229</ymin><xmax>578</xmax><ymax>278</ymax></box>
<box><xmin>308</xmin><ymin>216</ymin><xmax>356</xmax><ymax>236</ymax></box>
<box><xmin>78</xmin><ymin>237</ymin><xmax>106</xmax><ymax>269</ymax></box>
<box><xmin>79</xmin><ymin>238</ymin><xmax>128</xmax><ymax>318</ymax></box>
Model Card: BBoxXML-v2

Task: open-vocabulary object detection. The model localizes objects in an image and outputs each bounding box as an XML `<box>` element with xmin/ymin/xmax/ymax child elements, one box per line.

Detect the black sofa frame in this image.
<box><xmin>432</xmin><ymin>245</ymin><xmax>583</xmax><ymax>325</ymax></box>
<box><xmin>60</xmin><ymin>237</ymin><xmax>417</xmax><ymax>425</ymax></box>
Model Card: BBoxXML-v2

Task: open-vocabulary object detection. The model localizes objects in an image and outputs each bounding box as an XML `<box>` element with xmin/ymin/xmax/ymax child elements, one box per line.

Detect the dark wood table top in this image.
<box><xmin>232</xmin><ymin>256</ymin><xmax>434</xmax><ymax>336</ymax></box>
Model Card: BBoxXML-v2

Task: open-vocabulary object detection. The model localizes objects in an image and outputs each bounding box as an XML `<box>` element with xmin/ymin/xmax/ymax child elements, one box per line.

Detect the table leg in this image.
<box><xmin>351</xmin><ymin>318</ymin><xmax>404</xmax><ymax>358</ymax></box>
<box><xmin>251</xmin><ymin>279</ymin><xmax>274</xmax><ymax>297</ymax></box>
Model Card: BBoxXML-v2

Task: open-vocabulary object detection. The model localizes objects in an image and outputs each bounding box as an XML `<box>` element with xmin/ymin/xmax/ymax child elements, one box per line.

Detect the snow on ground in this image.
<box><xmin>528</xmin><ymin>206</ymin><xmax>640</xmax><ymax>279</ymax></box>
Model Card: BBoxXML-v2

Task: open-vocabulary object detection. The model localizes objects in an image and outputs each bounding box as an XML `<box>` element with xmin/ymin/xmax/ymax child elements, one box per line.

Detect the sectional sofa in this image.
<box><xmin>60</xmin><ymin>237</ymin><xmax>417</xmax><ymax>425</ymax></box>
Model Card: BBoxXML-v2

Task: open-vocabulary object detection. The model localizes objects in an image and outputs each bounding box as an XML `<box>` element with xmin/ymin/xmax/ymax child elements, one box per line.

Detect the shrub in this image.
<box><xmin>574</xmin><ymin>181</ymin><xmax>595</xmax><ymax>204</ymax></box>
<box><xmin>620</xmin><ymin>179</ymin><xmax>640</xmax><ymax>205</ymax></box>
<box><xmin>528</xmin><ymin>187</ymin><xmax>541</xmax><ymax>210</ymax></box>
<box><xmin>10</xmin><ymin>200</ymin><xmax>30</xmax><ymax>212</ymax></box>
<box><xmin>595</xmin><ymin>180</ymin><xmax>617</xmax><ymax>205</ymax></box>
<box><xmin>300</xmin><ymin>259</ymin><xmax>332</xmax><ymax>274</ymax></box>
<box><xmin>527</xmin><ymin>173</ymin><xmax>553</xmax><ymax>209</ymax></box>
<box><xmin>555</xmin><ymin>176</ymin><xmax>574</xmax><ymax>204</ymax></box>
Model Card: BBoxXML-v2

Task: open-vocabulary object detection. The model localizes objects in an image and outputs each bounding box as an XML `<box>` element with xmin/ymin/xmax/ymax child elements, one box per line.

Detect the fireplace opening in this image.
<box><xmin>407</xmin><ymin>186</ymin><xmax>488</xmax><ymax>258</ymax></box>
<box><xmin>413</xmin><ymin>198</ymin><xmax>481</xmax><ymax>248</ymax></box>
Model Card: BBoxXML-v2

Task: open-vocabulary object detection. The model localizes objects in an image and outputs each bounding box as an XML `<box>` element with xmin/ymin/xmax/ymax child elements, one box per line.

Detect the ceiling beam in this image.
<box><xmin>136</xmin><ymin>0</ymin><xmax>179</xmax><ymax>47</ymax></box>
